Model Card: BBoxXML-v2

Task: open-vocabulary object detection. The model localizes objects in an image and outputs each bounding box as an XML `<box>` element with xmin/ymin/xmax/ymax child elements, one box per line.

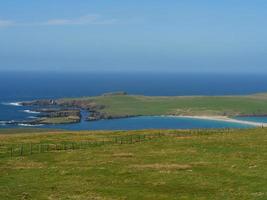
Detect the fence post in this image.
<box><xmin>20</xmin><ymin>145</ymin><xmax>23</xmax><ymax>156</ymax></box>
<box><xmin>10</xmin><ymin>146</ymin><xmax>13</xmax><ymax>157</ymax></box>
<box><xmin>30</xmin><ymin>143</ymin><xmax>32</xmax><ymax>155</ymax></box>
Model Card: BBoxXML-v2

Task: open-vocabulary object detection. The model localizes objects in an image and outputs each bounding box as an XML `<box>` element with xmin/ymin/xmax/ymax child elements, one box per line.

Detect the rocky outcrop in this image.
<box><xmin>21</xmin><ymin>99</ymin><xmax>56</xmax><ymax>106</ymax></box>
<box><xmin>7</xmin><ymin>109</ymin><xmax>82</xmax><ymax>125</ymax></box>
<box><xmin>21</xmin><ymin>99</ymin><xmax>105</xmax><ymax>112</ymax></box>
<box><xmin>87</xmin><ymin>111</ymin><xmax>138</xmax><ymax>121</ymax></box>
<box><xmin>19</xmin><ymin>92</ymin><xmax>137</xmax><ymax>123</ymax></box>
<box><xmin>38</xmin><ymin>109</ymin><xmax>81</xmax><ymax>118</ymax></box>
<box><xmin>56</xmin><ymin>100</ymin><xmax>105</xmax><ymax>111</ymax></box>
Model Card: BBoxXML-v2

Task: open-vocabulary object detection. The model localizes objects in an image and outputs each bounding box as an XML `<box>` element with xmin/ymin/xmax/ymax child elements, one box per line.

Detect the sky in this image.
<box><xmin>0</xmin><ymin>0</ymin><xmax>267</xmax><ymax>73</ymax></box>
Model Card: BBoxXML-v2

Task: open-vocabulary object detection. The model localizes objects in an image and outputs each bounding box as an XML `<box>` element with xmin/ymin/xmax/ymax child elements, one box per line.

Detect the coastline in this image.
<box><xmin>3</xmin><ymin>93</ymin><xmax>267</xmax><ymax>128</ymax></box>
<box><xmin>168</xmin><ymin>115</ymin><xmax>267</xmax><ymax>127</ymax></box>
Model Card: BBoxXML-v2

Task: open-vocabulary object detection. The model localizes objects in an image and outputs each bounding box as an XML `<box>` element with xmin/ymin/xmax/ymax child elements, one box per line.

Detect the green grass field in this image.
<box><xmin>61</xmin><ymin>93</ymin><xmax>267</xmax><ymax>117</ymax></box>
<box><xmin>0</xmin><ymin>128</ymin><xmax>266</xmax><ymax>199</ymax></box>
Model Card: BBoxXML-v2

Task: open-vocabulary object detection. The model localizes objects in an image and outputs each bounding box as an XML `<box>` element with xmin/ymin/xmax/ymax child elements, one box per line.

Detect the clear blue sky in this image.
<box><xmin>0</xmin><ymin>0</ymin><xmax>267</xmax><ymax>73</ymax></box>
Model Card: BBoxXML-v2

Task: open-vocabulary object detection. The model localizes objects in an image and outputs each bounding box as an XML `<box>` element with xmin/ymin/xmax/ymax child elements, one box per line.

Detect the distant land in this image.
<box><xmin>12</xmin><ymin>91</ymin><xmax>267</xmax><ymax>126</ymax></box>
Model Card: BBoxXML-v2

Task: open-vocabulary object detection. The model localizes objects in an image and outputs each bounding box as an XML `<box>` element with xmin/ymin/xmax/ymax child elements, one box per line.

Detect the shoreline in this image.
<box><xmin>167</xmin><ymin>115</ymin><xmax>267</xmax><ymax>127</ymax></box>
<box><xmin>2</xmin><ymin>98</ymin><xmax>267</xmax><ymax>128</ymax></box>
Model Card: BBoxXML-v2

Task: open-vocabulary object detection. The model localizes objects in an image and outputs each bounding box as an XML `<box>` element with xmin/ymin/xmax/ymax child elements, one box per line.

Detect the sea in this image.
<box><xmin>1</xmin><ymin>71</ymin><xmax>267</xmax><ymax>130</ymax></box>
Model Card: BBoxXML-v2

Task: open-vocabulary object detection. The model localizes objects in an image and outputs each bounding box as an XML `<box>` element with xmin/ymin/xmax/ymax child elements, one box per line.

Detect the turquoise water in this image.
<box><xmin>4</xmin><ymin>116</ymin><xmax>251</xmax><ymax>130</ymax></box>
<box><xmin>234</xmin><ymin>116</ymin><xmax>267</xmax><ymax>123</ymax></box>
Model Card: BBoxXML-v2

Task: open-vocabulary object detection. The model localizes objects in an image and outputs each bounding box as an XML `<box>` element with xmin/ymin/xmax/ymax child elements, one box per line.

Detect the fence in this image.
<box><xmin>0</xmin><ymin>128</ymin><xmax>238</xmax><ymax>158</ymax></box>
<box><xmin>0</xmin><ymin>133</ymin><xmax>163</xmax><ymax>158</ymax></box>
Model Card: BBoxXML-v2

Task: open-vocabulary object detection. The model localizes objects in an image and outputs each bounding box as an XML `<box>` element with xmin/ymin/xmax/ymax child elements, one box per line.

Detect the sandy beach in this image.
<box><xmin>169</xmin><ymin>115</ymin><xmax>267</xmax><ymax>127</ymax></box>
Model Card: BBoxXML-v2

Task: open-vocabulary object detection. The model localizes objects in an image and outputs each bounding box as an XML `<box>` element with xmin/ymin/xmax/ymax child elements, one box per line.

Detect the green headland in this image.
<box><xmin>71</xmin><ymin>92</ymin><xmax>267</xmax><ymax>117</ymax></box>
<box><xmin>18</xmin><ymin>92</ymin><xmax>267</xmax><ymax>125</ymax></box>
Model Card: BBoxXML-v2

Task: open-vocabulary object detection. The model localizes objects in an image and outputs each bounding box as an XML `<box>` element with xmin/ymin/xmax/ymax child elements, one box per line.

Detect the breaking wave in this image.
<box><xmin>23</xmin><ymin>110</ymin><xmax>40</xmax><ymax>114</ymax></box>
<box><xmin>28</xmin><ymin>116</ymin><xmax>38</xmax><ymax>119</ymax></box>
<box><xmin>0</xmin><ymin>121</ymin><xmax>7</xmax><ymax>126</ymax></box>
<box><xmin>0</xmin><ymin>120</ymin><xmax>15</xmax><ymax>126</ymax></box>
<box><xmin>18</xmin><ymin>123</ymin><xmax>43</xmax><ymax>127</ymax></box>
<box><xmin>1</xmin><ymin>102</ymin><xmax>22</xmax><ymax>106</ymax></box>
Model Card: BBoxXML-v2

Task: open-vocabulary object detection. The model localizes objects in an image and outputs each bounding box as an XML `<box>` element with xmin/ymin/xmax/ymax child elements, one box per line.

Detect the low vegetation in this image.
<box><xmin>0</xmin><ymin>128</ymin><xmax>266</xmax><ymax>199</ymax></box>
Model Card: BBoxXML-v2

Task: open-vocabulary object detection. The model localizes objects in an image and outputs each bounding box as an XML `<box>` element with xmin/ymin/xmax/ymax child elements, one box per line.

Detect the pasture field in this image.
<box><xmin>0</xmin><ymin>128</ymin><xmax>266</xmax><ymax>199</ymax></box>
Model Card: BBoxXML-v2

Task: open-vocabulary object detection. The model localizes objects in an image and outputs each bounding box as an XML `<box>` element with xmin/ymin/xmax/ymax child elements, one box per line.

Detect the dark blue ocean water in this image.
<box><xmin>1</xmin><ymin>71</ymin><xmax>267</xmax><ymax>130</ymax></box>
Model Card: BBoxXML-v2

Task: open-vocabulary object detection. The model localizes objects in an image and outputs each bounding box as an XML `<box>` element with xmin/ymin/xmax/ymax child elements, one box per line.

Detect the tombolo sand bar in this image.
<box><xmin>175</xmin><ymin>115</ymin><xmax>267</xmax><ymax>127</ymax></box>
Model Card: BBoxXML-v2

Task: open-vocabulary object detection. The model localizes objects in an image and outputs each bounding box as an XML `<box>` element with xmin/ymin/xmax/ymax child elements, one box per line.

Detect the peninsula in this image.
<box><xmin>17</xmin><ymin>92</ymin><xmax>267</xmax><ymax>126</ymax></box>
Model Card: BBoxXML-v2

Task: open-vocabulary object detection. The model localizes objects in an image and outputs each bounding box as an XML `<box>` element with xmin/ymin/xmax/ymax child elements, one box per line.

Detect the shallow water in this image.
<box><xmin>234</xmin><ymin>116</ymin><xmax>267</xmax><ymax>123</ymax></box>
<box><xmin>41</xmin><ymin>116</ymin><xmax>256</xmax><ymax>130</ymax></box>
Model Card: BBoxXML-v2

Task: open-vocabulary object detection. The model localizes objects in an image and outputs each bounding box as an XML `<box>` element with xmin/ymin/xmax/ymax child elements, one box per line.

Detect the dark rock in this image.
<box><xmin>38</xmin><ymin>109</ymin><xmax>81</xmax><ymax>118</ymax></box>
<box><xmin>56</xmin><ymin>100</ymin><xmax>105</xmax><ymax>111</ymax></box>
<box><xmin>21</xmin><ymin>99</ymin><xmax>56</xmax><ymax>106</ymax></box>
<box><xmin>86</xmin><ymin>111</ymin><xmax>139</xmax><ymax>121</ymax></box>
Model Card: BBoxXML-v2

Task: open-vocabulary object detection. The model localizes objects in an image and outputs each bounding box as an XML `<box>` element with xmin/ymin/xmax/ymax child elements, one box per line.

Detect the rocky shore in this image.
<box><xmin>6</xmin><ymin>108</ymin><xmax>82</xmax><ymax>126</ymax></box>
<box><xmin>87</xmin><ymin>111</ymin><xmax>139</xmax><ymax>121</ymax></box>
<box><xmin>20</xmin><ymin>92</ymin><xmax>133</xmax><ymax>124</ymax></box>
<box><xmin>20</xmin><ymin>99</ymin><xmax>57</xmax><ymax>106</ymax></box>
<box><xmin>6</xmin><ymin>91</ymin><xmax>267</xmax><ymax>127</ymax></box>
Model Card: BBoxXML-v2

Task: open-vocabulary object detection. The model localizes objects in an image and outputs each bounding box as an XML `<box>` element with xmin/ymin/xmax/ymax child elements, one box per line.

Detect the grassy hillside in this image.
<box><xmin>0</xmin><ymin>128</ymin><xmax>267</xmax><ymax>199</ymax></box>
<box><xmin>61</xmin><ymin>93</ymin><xmax>267</xmax><ymax>117</ymax></box>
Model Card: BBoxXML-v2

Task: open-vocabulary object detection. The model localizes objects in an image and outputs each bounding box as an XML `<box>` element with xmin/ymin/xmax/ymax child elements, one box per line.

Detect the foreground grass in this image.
<box><xmin>0</xmin><ymin>128</ymin><xmax>267</xmax><ymax>199</ymax></box>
